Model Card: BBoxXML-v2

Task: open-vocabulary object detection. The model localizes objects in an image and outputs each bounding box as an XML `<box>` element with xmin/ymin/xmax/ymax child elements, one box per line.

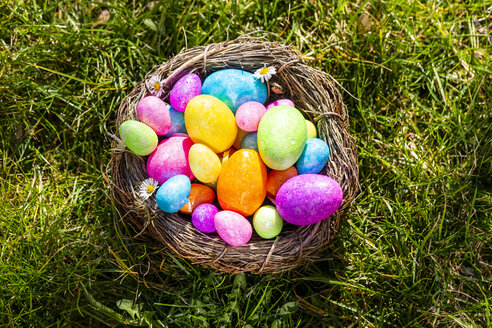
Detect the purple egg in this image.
<box><xmin>170</xmin><ymin>73</ymin><xmax>202</xmax><ymax>112</ymax></box>
<box><xmin>136</xmin><ymin>96</ymin><xmax>171</xmax><ymax>135</ymax></box>
<box><xmin>192</xmin><ymin>204</ymin><xmax>219</xmax><ymax>233</ymax></box>
<box><xmin>266</xmin><ymin>98</ymin><xmax>295</xmax><ymax>110</ymax></box>
<box><xmin>214</xmin><ymin>210</ymin><xmax>252</xmax><ymax>246</ymax></box>
<box><xmin>276</xmin><ymin>174</ymin><xmax>343</xmax><ymax>225</ymax></box>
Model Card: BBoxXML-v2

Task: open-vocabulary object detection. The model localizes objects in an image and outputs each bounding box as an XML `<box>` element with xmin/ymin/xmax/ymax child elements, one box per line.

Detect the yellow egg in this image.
<box><xmin>185</xmin><ymin>95</ymin><xmax>237</xmax><ymax>153</ymax></box>
<box><xmin>306</xmin><ymin>120</ymin><xmax>317</xmax><ymax>139</ymax></box>
<box><xmin>188</xmin><ymin>144</ymin><xmax>222</xmax><ymax>183</ymax></box>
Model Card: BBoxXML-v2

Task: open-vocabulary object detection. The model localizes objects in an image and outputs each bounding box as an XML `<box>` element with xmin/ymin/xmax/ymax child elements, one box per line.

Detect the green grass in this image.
<box><xmin>1</xmin><ymin>0</ymin><xmax>490</xmax><ymax>327</ymax></box>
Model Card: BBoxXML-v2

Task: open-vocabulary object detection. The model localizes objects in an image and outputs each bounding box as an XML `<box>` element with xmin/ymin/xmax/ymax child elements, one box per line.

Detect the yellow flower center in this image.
<box><xmin>154</xmin><ymin>82</ymin><xmax>161</xmax><ymax>91</ymax></box>
<box><xmin>146</xmin><ymin>185</ymin><xmax>155</xmax><ymax>193</ymax></box>
<box><xmin>260</xmin><ymin>67</ymin><xmax>270</xmax><ymax>75</ymax></box>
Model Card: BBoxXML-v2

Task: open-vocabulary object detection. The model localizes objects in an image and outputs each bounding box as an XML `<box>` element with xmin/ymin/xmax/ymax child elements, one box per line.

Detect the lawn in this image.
<box><xmin>0</xmin><ymin>0</ymin><xmax>490</xmax><ymax>327</ymax></box>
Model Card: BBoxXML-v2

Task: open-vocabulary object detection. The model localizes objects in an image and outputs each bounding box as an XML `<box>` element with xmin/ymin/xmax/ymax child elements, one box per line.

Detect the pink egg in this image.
<box><xmin>146</xmin><ymin>135</ymin><xmax>194</xmax><ymax>184</ymax></box>
<box><xmin>235</xmin><ymin>101</ymin><xmax>267</xmax><ymax>132</ymax></box>
<box><xmin>136</xmin><ymin>96</ymin><xmax>171</xmax><ymax>135</ymax></box>
<box><xmin>214</xmin><ymin>210</ymin><xmax>252</xmax><ymax>246</ymax></box>
<box><xmin>265</xmin><ymin>98</ymin><xmax>295</xmax><ymax>110</ymax></box>
<box><xmin>169</xmin><ymin>73</ymin><xmax>202</xmax><ymax>112</ymax></box>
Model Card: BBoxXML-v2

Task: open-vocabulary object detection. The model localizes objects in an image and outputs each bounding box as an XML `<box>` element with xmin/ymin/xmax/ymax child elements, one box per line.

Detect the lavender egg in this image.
<box><xmin>136</xmin><ymin>96</ymin><xmax>171</xmax><ymax>135</ymax></box>
<box><xmin>276</xmin><ymin>174</ymin><xmax>343</xmax><ymax>225</ymax></box>
<box><xmin>170</xmin><ymin>73</ymin><xmax>202</xmax><ymax>112</ymax></box>
<box><xmin>192</xmin><ymin>203</ymin><xmax>219</xmax><ymax>233</ymax></box>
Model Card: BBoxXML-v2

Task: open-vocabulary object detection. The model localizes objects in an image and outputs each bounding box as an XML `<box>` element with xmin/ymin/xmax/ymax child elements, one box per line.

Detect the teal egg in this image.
<box><xmin>201</xmin><ymin>69</ymin><xmax>267</xmax><ymax>114</ymax></box>
<box><xmin>156</xmin><ymin>175</ymin><xmax>191</xmax><ymax>213</ymax></box>
<box><xmin>119</xmin><ymin>120</ymin><xmax>158</xmax><ymax>156</ymax></box>
<box><xmin>241</xmin><ymin>132</ymin><xmax>258</xmax><ymax>152</ymax></box>
<box><xmin>257</xmin><ymin>105</ymin><xmax>307</xmax><ymax>170</ymax></box>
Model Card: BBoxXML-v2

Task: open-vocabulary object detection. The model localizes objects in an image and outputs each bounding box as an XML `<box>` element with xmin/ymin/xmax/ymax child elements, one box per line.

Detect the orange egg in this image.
<box><xmin>179</xmin><ymin>184</ymin><xmax>216</xmax><ymax>214</ymax></box>
<box><xmin>217</xmin><ymin>149</ymin><xmax>267</xmax><ymax>216</ymax></box>
<box><xmin>266</xmin><ymin>166</ymin><xmax>298</xmax><ymax>198</ymax></box>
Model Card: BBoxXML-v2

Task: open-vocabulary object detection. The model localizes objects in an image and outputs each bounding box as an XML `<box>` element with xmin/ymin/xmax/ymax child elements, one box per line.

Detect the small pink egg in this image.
<box><xmin>214</xmin><ymin>210</ymin><xmax>252</xmax><ymax>246</ymax></box>
<box><xmin>136</xmin><ymin>96</ymin><xmax>171</xmax><ymax>135</ymax></box>
<box><xmin>265</xmin><ymin>98</ymin><xmax>295</xmax><ymax>110</ymax></box>
<box><xmin>146</xmin><ymin>135</ymin><xmax>194</xmax><ymax>184</ymax></box>
<box><xmin>170</xmin><ymin>73</ymin><xmax>202</xmax><ymax>112</ymax></box>
<box><xmin>235</xmin><ymin>101</ymin><xmax>267</xmax><ymax>132</ymax></box>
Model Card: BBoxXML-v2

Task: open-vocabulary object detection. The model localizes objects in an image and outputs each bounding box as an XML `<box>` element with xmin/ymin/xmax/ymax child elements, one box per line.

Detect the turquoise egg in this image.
<box><xmin>201</xmin><ymin>69</ymin><xmax>267</xmax><ymax>114</ymax></box>
<box><xmin>156</xmin><ymin>175</ymin><xmax>191</xmax><ymax>213</ymax></box>
<box><xmin>257</xmin><ymin>105</ymin><xmax>307</xmax><ymax>170</ymax></box>
<box><xmin>241</xmin><ymin>132</ymin><xmax>258</xmax><ymax>152</ymax></box>
<box><xmin>164</xmin><ymin>106</ymin><xmax>187</xmax><ymax>138</ymax></box>
<box><xmin>296</xmin><ymin>138</ymin><xmax>330</xmax><ymax>174</ymax></box>
<box><xmin>119</xmin><ymin>120</ymin><xmax>158</xmax><ymax>156</ymax></box>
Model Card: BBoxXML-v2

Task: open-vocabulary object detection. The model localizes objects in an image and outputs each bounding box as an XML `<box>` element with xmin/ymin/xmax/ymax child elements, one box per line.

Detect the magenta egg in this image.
<box><xmin>169</xmin><ymin>73</ymin><xmax>202</xmax><ymax>112</ymax></box>
<box><xmin>192</xmin><ymin>203</ymin><xmax>219</xmax><ymax>233</ymax></box>
<box><xmin>276</xmin><ymin>174</ymin><xmax>343</xmax><ymax>225</ymax></box>
<box><xmin>266</xmin><ymin>98</ymin><xmax>295</xmax><ymax>110</ymax></box>
<box><xmin>235</xmin><ymin>101</ymin><xmax>267</xmax><ymax>132</ymax></box>
<box><xmin>136</xmin><ymin>96</ymin><xmax>171</xmax><ymax>135</ymax></box>
<box><xmin>146</xmin><ymin>135</ymin><xmax>194</xmax><ymax>184</ymax></box>
<box><xmin>214</xmin><ymin>210</ymin><xmax>252</xmax><ymax>246</ymax></box>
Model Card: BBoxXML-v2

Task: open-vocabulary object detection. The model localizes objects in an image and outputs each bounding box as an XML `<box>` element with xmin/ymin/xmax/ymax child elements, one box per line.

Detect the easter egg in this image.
<box><xmin>156</xmin><ymin>175</ymin><xmax>191</xmax><ymax>213</ymax></box>
<box><xmin>296</xmin><ymin>138</ymin><xmax>330</xmax><ymax>174</ymax></box>
<box><xmin>192</xmin><ymin>203</ymin><xmax>219</xmax><ymax>233</ymax></box>
<box><xmin>201</xmin><ymin>69</ymin><xmax>267</xmax><ymax>113</ymax></box>
<box><xmin>119</xmin><ymin>120</ymin><xmax>158</xmax><ymax>156</ymax></box>
<box><xmin>253</xmin><ymin>205</ymin><xmax>284</xmax><ymax>239</ymax></box>
<box><xmin>266</xmin><ymin>166</ymin><xmax>298</xmax><ymax>198</ymax></box>
<box><xmin>146</xmin><ymin>135</ymin><xmax>194</xmax><ymax>184</ymax></box>
<box><xmin>306</xmin><ymin>120</ymin><xmax>317</xmax><ymax>139</ymax></box>
<box><xmin>188</xmin><ymin>144</ymin><xmax>222</xmax><ymax>183</ymax></box>
<box><xmin>265</xmin><ymin>98</ymin><xmax>295</xmax><ymax>110</ymax></box>
<box><xmin>257</xmin><ymin>105</ymin><xmax>307</xmax><ymax>170</ymax></box>
<box><xmin>169</xmin><ymin>73</ymin><xmax>201</xmax><ymax>112</ymax></box>
<box><xmin>217</xmin><ymin>149</ymin><xmax>267</xmax><ymax>217</ymax></box>
<box><xmin>235</xmin><ymin>101</ymin><xmax>267</xmax><ymax>132</ymax></box>
<box><xmin>214</xmin><ymin>210</ymin><xmax>252</xmax><ymax>246</ymax></box>
<box><xmin>204</xmin><ymin>180</ymin><xmax>217</xmax><ymax>191</ymax></box>
<box><xmin>185</xmin><ymin>95</ymin><xmax>237</xmax><ymax>153</ymax></box>
<box><xmin>233</xmin><ymin>128</ymin><xmax>248</xmax><ymax>149</ymax></box>
<box><xmin>164</xmin><ymin>106</ymin><xmax>187</xmax><ymax>138</ymax></box>
<box><xmin>180</xmin><ymin>184</ymin><xmax>216</xmax><ymax>214</ymax></box>
<box><xmin>220</xmin><ymin>148</ymin><xmax>236</xmax><ymax>164</ymax></box>
<box><xmin>241</xmin><ymin>132</ymin><xmax>258</xmax><ymax>152</ymax></box>
<box><xmin>276</xmin><ymin>174</ymin><xmax>343</xmax><ymax>225</ymax></box>
<box><xmin>136</xmin><ymin>96</ymin><xmax>171</xmax><ymax>135</ymax></box>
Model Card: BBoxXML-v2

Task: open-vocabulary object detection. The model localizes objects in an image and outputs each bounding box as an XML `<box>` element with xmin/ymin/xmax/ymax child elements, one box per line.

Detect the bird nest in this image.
<box><xmin>110</xmin><ymin>36</ymin><xmax>358</xmax><ymax>274</ymax></box>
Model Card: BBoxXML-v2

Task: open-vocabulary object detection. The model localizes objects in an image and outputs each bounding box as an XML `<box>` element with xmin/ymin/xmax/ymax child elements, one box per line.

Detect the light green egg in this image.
<box><xmin>257</xmin><ymin>105</ymin><xmax>307</xmax><ymax>170</ymax></box>
<box><xmin>253</xmin><ymin>205</ymin><xmax>284</xmax><ymax>239</ymax></box>
<box><xmin>119</xmin><ymin>120</ymin><xmax>158</xmax><ymax>156</ymax></box>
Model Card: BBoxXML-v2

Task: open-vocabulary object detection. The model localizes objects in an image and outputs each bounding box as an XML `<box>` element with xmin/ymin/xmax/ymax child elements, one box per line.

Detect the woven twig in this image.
<box><xmin>110</xmin><ymin>36</ymin><xmax>359</xmax><ymax>274</ymax></box>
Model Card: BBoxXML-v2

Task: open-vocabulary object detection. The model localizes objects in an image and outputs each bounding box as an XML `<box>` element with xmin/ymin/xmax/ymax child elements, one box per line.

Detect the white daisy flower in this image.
<box><xmin>148</xmin><ymin>75</ymin><xmax>164</xmax><ymax>97</ymax></box>
<box><xmin>138</xmin><ymin>178</ymin><xmax>159</xmax><ymax>200</ymax></box>
<box><xmin>253</xmin><ymin>65</ymin><xmax>277</xmax><ymax>83</ymax></box>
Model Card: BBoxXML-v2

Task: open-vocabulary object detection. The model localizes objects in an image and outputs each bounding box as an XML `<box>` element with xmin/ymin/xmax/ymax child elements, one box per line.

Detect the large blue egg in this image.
<box><xmin>201</xmin><ymin>69</ymin><xmax>267</xmax><ymax>114</ymax></box>
<box><xmin>156</xmin><ymin>175</ymin><xmax>191</xmax><ymax>213</ymax></box>
<box><xmin>164</xmin><ymin>105</ymin><xmax>187</xmax><ymax>138</ymax></box>
<box><xmin>295</xmin><ymin>138</ymin><xmax>330</xmax><ymax>174</ymax></box>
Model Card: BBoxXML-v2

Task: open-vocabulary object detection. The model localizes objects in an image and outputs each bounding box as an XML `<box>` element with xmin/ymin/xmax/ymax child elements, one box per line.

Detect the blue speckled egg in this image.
<box><xmin>164</xmin><ymin>105</ymin><xmax>187</xmax><ymax>137</ymax></box>
<box><xmin>295</xmin><ymin>138</ymin><xmax>330</xmax><ymax>174</ymax></box>
<box><xmin>201</xmin><ymin>69</ymin><xmax>267</xmax><ymax>114</ymax></box>
<box><xmin>241</xmin><ymin>132</ymin><xmax>258</xmax><ymax>152</ymax></box>
<box><xmin>156</xmin><ymin>175</ymin><xmax>191</xmax><ymax>213</ymax></box>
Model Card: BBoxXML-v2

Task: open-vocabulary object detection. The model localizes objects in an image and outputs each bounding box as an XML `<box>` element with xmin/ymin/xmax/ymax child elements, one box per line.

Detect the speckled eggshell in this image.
<box><xmin>188</xmin><ymin>144</ymin><xmax>222</xmax><ymax>183</ymax></box>
<box><xmin>235</xmin><ymin>101</ymin><xmax>267</xmax><ymax>132</ymax></box>
<box><xmin>214</xmin><ymin>210</ymin><xmax>252</xmax><ymax>246</ymax></box>
<box><xmin>306</xmin><ymin>120</ymin><xmax>317</xmax><ymax>139</ymax></box>
<box><xmin>265</xmin><ymin>98</ymin><xmax>295</xmax><ymax>110</ymax></box>
<box><xmin>119</xmin><ymin>120</ymin><xmax>158</xmax><ymax>156</ymax></box>
<box><xmin>240</xmin><ymin>132</ymin><xmax>258</xmax><ymax>152</ymax></box>
<box><xmin>136</xmin><ymin>96</ymin><xmax>171</xmax><ymax>135</ymax></box>
<box><xmin>164</xmin><ymin>106</ymin><xmax>187</xmax><ymax>138</ymax></box>
<box><xmin>276</xmin><ymin>174</ymin><xmax>343</xmax><ymax>225</ymax></box>
<box><xmin>156</xmin><ymin>175</ymin><xmax>191</xmax><ymax>213</ymax></box>
<box><xmin>253</xmin><ymin>205</ymin><xmax>283</xmax><ymax>239</ymax></box>
<box><xmin>266</xmin><ymin>166</ymin><xmax>298</xmax><ymax>198</ymax></box>
<box><xmin>180</xmin><ymin>183</ymin><xmax>216</xmax><ymax>214</ymax></box>
<box><xmin>146</xmin><ymin>135</ymin><xmax>194</xmax><ymax>184</ymax></box>
<box><xmin>296</xmin><ymin>138</ymin><xmax>330</xmax><ymax>174</ymax></box>
<box><xmin>169</xmin><ymin>73</ymin><xmax>202</xmax><ymax>112</ymax></box>
<box><xmin>192</xmin><ymin>203</ymin><xmax>219</xmax><ymax>233</ymax></box>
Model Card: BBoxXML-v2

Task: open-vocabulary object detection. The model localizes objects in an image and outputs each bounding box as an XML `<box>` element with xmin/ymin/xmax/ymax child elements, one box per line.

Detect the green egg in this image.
<box><xmin>257</xmin><ymin>105</ymin><xmax>307</xmax><ymax>170</ymax></box>
<box><xmin>119</xmin><ymin>120</ymin><xmax>158</xmax><ymax>156</ymax></box>
<box><xmin>253</xmin><ymin>205</ymin><xmax>284</xmax><ymax>239</ymax></box>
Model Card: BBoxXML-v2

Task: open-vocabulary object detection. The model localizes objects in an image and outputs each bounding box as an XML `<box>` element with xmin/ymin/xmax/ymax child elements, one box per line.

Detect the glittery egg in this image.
<box><xmin>192</xmin><ymin>203</ymin><xmax>219</xmax><ymax>233</ymax></box>
<box><xmin>180</xmin><ymin>184</ymin><xmax>216</xmax><ymax>214</ymax></box>
<box><xmin>266</xmin><ymin>166</ymin><xmax>298</xmax><ymax>198</ymax></box>
<box><xmin>295</xmin><ymin>138</ymin><xmax>330</xmax><ymax>175</ymax></box>
<box><xmin>188</xmin><ymin>144</ymin><xmax>222</xmax><ymax>183</ymax></box>
<box><xmin>240</xmin><ymin>132</ymin><xmax>258</xmax><ymax>152</ymax></box>
<box><xmin>265</xmin><ymin>98</ymin><xmax>295</xmax><ymax>110</ymax></box>
<box><xmin>214</xmin><ymin>210</ymin><xmax>252</xmax><ymax>246</ymax></box>
<box><xmin>169</xmin><ymin>73</ymin><xmax>201</xmax><ymax>112</ymax></box>
<box><xmin>164</xmin><ymin>106</ymin><xmax>187</xmax><ymax>138</ymax></box>
<box><xmin>156</xmin><ymin>175</ymin><xmax>191</xmax><ymax>213</ymax></box>
<box><xmin>235</xmin><ymin>101</ymin><xmax>267</xmax><ymax>132</ymax></box>
<box><xmin>253</xmin><ymin>205</ymin><xmax>284</xmax><ymax>239</ymax></box>
<box><xmin>306</xmin><ymin>120</ymin><xmax>317</xmax><ymax>139</ymax></box>
<box><xmin>119</xmin><ymin>120</ymin><xmax>158</xmax><ymax>156</ymax></box>
<box><xmin>136</xmin><ymin>96</ymin><xmax>171</xmax><ymax>135</ymax></box>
